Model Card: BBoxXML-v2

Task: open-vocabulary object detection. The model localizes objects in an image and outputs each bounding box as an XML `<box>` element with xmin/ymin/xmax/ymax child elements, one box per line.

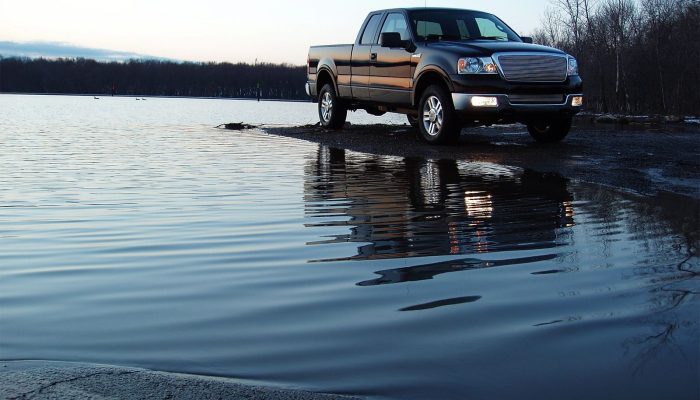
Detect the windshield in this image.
<box><xmin>409</xmin><ymin>10</ymin><xmax>521</xmax><ymax>42</ymax></box>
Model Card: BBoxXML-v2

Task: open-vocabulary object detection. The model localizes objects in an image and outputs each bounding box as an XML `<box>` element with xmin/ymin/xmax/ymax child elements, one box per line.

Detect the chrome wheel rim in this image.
<box><xmin>422</xmin><ymin>95</ymin><xmax>443</xmax><ymax>136</ymax></box>
<box><xmin>320</xmin><ymin>92</ymin><xmax>333</xmax><ymax>123</ymax></box>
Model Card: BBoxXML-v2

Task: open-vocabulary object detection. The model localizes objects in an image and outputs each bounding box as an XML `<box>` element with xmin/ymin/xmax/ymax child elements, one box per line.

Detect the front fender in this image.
<box><xmin>412</xmin><ymin>64</ymin><xmax>454</xmax><ymax>105</ymax></box>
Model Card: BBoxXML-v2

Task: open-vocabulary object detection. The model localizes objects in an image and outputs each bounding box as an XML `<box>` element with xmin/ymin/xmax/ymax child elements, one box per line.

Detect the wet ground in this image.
<box><xmin>264</xmin><ymin>122</ymin><xmax>700</xmax><ymax>197</ymax></box>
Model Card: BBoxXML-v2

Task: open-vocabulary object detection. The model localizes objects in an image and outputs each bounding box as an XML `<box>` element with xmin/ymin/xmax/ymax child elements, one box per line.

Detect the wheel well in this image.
<box><xmin>413</xmin><ymin>71</ymin><xmax>451</xmax><ymax>106</ymax></box>
<box><xmin>316</xmin><ymin>69</ymin><xmax>335</xmax><ymax>94</ymax></box>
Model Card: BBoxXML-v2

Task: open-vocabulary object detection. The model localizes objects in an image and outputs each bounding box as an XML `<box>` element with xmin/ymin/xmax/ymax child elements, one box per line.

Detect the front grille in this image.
<box><xmin>495</xmin><ymin>54</ymin><xmax>568</xmax><ymax>82</ymax></box>
<box><xmin>509</xmin><ymin>94</ymin><xmax>565</xmax><ymax>104</ymax></box>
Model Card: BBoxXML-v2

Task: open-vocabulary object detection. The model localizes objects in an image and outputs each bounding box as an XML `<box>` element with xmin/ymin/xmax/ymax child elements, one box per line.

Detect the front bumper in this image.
<box><xmin>451</xmin><ymin>93</ymin><xmax>583</xmax><ymax>120</ymax></box>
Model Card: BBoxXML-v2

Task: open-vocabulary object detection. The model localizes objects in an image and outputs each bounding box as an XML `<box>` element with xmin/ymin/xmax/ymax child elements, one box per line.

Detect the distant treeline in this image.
<box><xmin>0</xmin><ymin>57</ymin><xmax>307</xmax><ymax>100</ymax></box>
<box><xmin>2</xmin><ymin>0</ymin><xmax>699</xmax><ymax>114</ymax></box>
<box><xmin>531</xmin><ymin>0</ymin><xmax>699</xmax><ymax>115</ymax></box>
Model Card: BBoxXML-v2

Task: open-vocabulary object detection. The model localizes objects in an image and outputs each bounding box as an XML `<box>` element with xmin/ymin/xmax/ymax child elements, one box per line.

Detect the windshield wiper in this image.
<box><xmin>424</xmin><ymin>34</ymin><xmax>462</xmax><ymax>41</ymax></box>
<box><xmin>467</xmin><ymin>36</ymin><xmax>507</xmax><ymax>41</ymax></box>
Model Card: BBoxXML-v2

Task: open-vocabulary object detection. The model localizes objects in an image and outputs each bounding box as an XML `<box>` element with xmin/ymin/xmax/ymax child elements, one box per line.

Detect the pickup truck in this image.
<box><xmin>306</xmin><ymin>8</ymin><xmax>583</xmax><ymax>144</ymax></box>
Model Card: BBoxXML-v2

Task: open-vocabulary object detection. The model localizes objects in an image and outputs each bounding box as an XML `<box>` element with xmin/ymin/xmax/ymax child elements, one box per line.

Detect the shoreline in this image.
<box><xmin>0</xmin><ymin>360</ymin><xmax>362</xmax><ymax>400</ymax></box>
<box><xmin>0</xmin><ymin>93</ymin><xmax>698</xmax><ymax>123</ymax></box>
<box><xmin>255</xmin><ymin>123</ymin><xmax>700</xmax><ymax>198</ymax></box>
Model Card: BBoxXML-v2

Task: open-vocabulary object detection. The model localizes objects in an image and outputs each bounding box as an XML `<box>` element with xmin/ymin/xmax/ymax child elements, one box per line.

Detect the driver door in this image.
<box><xmin>369</xmin><ymin>12</ymin><xmax>413</xmax><ymax>105</ymax></box>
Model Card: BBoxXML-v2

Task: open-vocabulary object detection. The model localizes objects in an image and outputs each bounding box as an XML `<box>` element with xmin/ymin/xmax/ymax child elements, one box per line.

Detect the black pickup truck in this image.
<box><xmin>306</xmin><ymin>8</ymin><xmax>583</xmax><ymax>144</ymax></box>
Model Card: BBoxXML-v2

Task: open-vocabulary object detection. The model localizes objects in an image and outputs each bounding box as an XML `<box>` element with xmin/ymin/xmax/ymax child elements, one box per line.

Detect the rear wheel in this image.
<box><xmin>318</xmin><ymin>84</ymin><xmax>347</xmax><ymax>129</ymax></box>
<box><xmin>527</xmin><ymin>117</ymin><xmax>572</xmax><ymax>143</ymax></box>
<box><xmin>418</xmin><ymin>85</ymin><xmax>461</xmax><ymax>144</ymax></box>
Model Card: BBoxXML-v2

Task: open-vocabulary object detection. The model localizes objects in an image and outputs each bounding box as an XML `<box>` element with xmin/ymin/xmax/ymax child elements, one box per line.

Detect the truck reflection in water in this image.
<box><xmin>304</xmin><ymin>146</ymin><xmax>575</xmax><ymax>264</ymax></box>
<box><xmin>301</xmin><ymin>146</ymin><xmax>699</xmax><ymax>387</ymax></box>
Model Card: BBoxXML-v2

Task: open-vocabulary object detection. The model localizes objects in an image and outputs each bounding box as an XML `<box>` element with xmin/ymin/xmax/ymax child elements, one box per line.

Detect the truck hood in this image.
<box><xmin>423</xmin><ymin>40</ymin><xmax>566</xmax><ymax>56</ymax></box>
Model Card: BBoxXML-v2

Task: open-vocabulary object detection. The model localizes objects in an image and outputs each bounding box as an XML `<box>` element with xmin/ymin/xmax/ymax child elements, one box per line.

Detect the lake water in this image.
<box><xmin>0</xmin><ymin>94</ymin><xmax>698</xmax><ymax>399</ymax></box>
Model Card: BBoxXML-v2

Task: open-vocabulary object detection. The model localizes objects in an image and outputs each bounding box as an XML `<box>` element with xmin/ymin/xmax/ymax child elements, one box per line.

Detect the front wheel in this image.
<box><xmin>318</xmin><ymin>84</ymin><xmax>347</xmax><ymax>129</ymax></box>
<box><xmin>527</xmin><ymin>117</ymin><xmax>572</xmax><ymax>143</ymax></box>
<box><xmin>418</xmin><ymin>85</ymin><xmax>461</xmax><ymax>144</ymax></box>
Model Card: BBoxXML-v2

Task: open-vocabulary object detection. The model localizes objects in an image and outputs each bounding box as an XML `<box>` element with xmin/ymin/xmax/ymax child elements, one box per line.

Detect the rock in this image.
<box><xmin>218</xmin><ymin>122</ymin><xmax>257</xmax><ymax>130</ymax></box>
<box><xmin>594</xmin><ymin>114</ymin><xmax>620</xmax><ymax>124</ymax></box>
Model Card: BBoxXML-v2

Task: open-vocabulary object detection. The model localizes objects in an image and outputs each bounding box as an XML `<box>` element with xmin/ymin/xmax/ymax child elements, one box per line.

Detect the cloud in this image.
<box><xmin>0</xmin><ymin>41</ymin><xmax>174</xmax><ymax>62</ymax></box>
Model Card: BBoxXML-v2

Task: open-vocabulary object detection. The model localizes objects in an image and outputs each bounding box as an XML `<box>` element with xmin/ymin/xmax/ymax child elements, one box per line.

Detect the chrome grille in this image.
<box><xmin>495</xmin><ymin>53</ymin><xmax>568</xmax><ymax>82</ymax></box>
<box><xmin>509</xmin><ymin>94</ymin><xmax>565</xmax><ymax>104</ymax></box>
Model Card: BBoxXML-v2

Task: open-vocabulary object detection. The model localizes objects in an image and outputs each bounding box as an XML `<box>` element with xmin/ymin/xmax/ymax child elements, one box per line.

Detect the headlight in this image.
<box><xmin>458</xmin><ymin>57</ymin><xmax>498</xmax><ymax>74</ymax></box>
<box><xmin>567</xmin><ymin>57</ymin><xmax>578</xmax><ymax>76</ymax></box>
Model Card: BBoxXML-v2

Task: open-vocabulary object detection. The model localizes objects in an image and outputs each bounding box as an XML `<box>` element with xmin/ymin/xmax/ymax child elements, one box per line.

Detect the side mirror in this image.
<box><xmin>380</xmin><ymin>32</ymin><xmax>405</xmax><ymax>48</ymax></box>
<box><xmin>521</xmin><ymin>36</ymin><xmax>534</xmax><ymax>44</ymax></box>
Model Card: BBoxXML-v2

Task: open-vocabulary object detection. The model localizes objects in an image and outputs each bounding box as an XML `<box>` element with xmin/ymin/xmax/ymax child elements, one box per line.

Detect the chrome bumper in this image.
<box><xmin>451</xmin><ymin>93</ymin><xmax>583</xmax><ymax>113</ymax></box>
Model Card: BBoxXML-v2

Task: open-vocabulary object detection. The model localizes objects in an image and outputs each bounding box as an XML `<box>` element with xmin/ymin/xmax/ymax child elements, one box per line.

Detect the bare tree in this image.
<box><xmin>554</xmin><ymin>0</ymin><xmax>587</xmax><ymax>53</ymax></box>
<box><xmin>640</xmin><ymin>0</ymin><xmax>676</xmax><ymax>112</ymax></box>
<box><xmin>532</xmin><ymin>7</ymin><xmax>566</xmax><ymax>47</ymax></box>
<box><xmin>529</xmin><ymin>0</ymin><xmax>698</xmax><ymax>115</ymax></box>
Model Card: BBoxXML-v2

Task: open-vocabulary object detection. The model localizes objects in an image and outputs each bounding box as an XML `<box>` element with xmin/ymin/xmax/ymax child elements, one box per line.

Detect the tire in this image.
<box><xmin>407</xmin><ymin>114</ymin><xmax>419</xmax><ymax>128</ymax></box>
<box><xmin>527</xmin><ymin>117</ymin><xmax>572</xmax><ymax>143</ymax></box>
<box><xmin>417</xmin><ymin>85</ymin><xmax>461</xmax><ymax>144</ymax></box>
<box><xmin>318</xmin><ymin>84</ymin><xmax>347</xmax><ymax>130</ymax></box>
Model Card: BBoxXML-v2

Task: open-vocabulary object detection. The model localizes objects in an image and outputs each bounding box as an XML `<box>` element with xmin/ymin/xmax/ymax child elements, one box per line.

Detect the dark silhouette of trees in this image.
<box><xmin>0</xmin><ymin>57</ymin><xmax>307</xmax><ymax>100</ymax></box>
<box><xmin>532</xmin><ymin>0</ymin><xmax>699</xmax><ymax>115</ymax></box>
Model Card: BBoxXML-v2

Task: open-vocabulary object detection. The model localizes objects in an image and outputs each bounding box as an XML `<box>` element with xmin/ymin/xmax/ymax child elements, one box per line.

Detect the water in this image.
<box><xmin>0</xmin><ymin>94</ymin><xmax>698</xmax><ymax>399</ymax></box>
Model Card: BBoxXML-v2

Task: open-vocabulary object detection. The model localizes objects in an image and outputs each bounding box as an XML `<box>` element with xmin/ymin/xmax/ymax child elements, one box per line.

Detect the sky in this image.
<box><xmin>0</xmin><ymin>0</ymin><xmax>552</xmax><ymax>65</ymax></box>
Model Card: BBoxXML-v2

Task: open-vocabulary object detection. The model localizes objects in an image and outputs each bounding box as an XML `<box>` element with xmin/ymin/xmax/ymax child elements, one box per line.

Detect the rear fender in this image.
<box><xmin>316</xmin><ymin>57</ymin><xmax>339</xmax><ymax>94</ymax></box>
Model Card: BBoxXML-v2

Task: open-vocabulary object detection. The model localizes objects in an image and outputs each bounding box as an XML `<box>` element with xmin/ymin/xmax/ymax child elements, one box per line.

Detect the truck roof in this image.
<box><xmin>370</xmin><ymin>7</ymin><xmax>485</xmax><ymax>14</ymax></box>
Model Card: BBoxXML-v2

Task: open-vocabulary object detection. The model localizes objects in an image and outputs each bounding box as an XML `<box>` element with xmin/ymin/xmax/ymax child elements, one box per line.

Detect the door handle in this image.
<box><xmin>370</xmin><ymin>53</ymin><xmax>377</xmax><ymax>62</ymax></box>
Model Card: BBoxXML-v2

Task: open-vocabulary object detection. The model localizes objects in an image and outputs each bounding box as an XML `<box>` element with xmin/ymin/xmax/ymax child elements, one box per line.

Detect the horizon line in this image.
<box><xmin>0</xmin><ymin>40</ymin><xmax>303</xmax><ymax>66</ymax></box>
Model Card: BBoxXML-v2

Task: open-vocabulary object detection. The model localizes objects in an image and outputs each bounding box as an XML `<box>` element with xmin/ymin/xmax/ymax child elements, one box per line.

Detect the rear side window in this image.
<box><xmin>360</xmin><ymin>14</ymin><xmax>382</xmax><ymax>45</ymax></box>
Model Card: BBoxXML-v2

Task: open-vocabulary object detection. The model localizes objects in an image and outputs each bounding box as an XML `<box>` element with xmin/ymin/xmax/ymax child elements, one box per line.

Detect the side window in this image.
<box><xmin>380</xmin><ymin>13</ymin><xmax>410</xmax><ymax>40</ymax></box>
<box><xmin>415</xmin><ymin>21</ymin><xmax>443</xmax><ymax>38</ymax></box>
<box><xmin>475</xmin><ymin>18</ymin><xmax>507</xmax><ymax>39</ymax></box>
<box><xmin>360</xmin><ymin>14</ymin><xmax>382</xmax><ymax>45</ymax></box>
